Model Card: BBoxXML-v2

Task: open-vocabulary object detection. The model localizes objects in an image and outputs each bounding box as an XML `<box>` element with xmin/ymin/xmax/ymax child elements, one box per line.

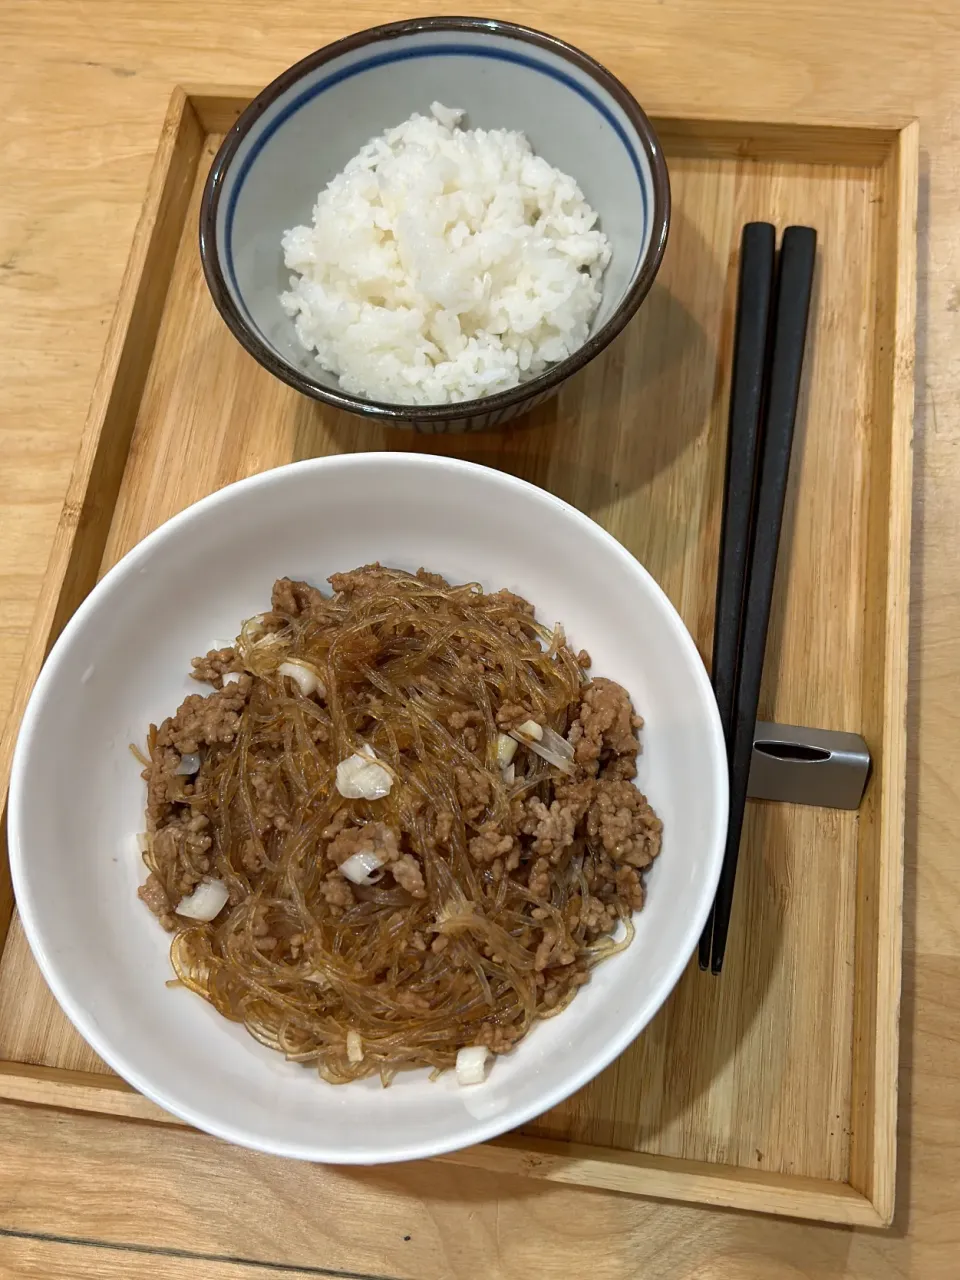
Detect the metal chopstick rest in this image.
<box><xmin>747</xmin><ymin>722</ymin><xmax>871</xmax><ymax>810</ymax></box>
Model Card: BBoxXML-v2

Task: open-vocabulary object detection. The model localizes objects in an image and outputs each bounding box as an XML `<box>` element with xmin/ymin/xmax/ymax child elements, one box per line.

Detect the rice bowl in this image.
<box><xmin>199</xmin><ymin>17</ymin><xmax>670</xmax><ymax>431</ymax></box>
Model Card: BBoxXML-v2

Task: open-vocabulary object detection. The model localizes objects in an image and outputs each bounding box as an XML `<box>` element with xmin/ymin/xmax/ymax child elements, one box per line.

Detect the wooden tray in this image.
<box><xmin>0</xmin><ymin>87</ymin><xmax>917</xmax><ymax>1226</ymax></box>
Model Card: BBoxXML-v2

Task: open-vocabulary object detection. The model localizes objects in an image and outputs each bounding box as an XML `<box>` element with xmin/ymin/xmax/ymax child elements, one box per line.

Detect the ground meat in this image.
<box><xmin>474</xmin><ymin>1021</ymin><xmax>524</xmax><ymax>1053</ymax></box>
<box><xmin>578</xmin><ymin>894</ymin><xmax>619</xmax><ymax>934</ymax></box>
<box><xmin>615</xmin><ymin>865</ymin><xmax>646</xmax><ymax>911</ymax></box>
<box><xmin>526</xmin><ymin>857</ymin><xmax>552</xmax><ymax>898</ymax></box>
<box><xmin>601</xmin><ymin>755</ymin><xmax>639</xmax><ymax>782</ymax></box>
<box><xmin>151</xmin><ymin>811</ymin><xmax>213</xmax><ymax>899</ymax></box>
<box><xmin>322</xmin><ymin>807</ymin><xmax>353</xmax><ymax>841</ymax></box>
<box><xmin>552</xmin><ymin>776</ymin><xmax>597</xmax><ymax>825</ymax></box>
<box><xmin>495</xmin><ymin>702</ymin><xmax>531</xmax><ymax>731</ymax></box>
<box><xmin>190</xmin><ymin>646</ymin><xmax>242</xmax><ymax>688</ymax></box>
<box><xmin>249</xmin><ymin>767</ymin><xmax>290</xmax><ymax>833</ymax></box>
<box><xmin>392</xmin><ymin>854</ymin><xmax>426</xmax><ymax>898</ymax></box>
<box><xmin>327</xmin><ymin>564</ymin><xmax>392</xmax><ymax>597</ymax></box>
<box><xmin>567</xmin><ymin>677</ymin><xmax>640</xmax><ymax>769</ymax></box>
<box><xmin>468</xmin><ymin>822</ymin><xmax>516</xmax><ymax>865</ymax></box>
<box><xmin>271</xmin><ymin>577</ymin><xmax>326</xmax><ymax>617</ymax></box>
<box><xmin>143</xmin><ymin>745</ymin><xmax>182</xmax><ymax>832</ymax></box>
<box><xmin>584</xmin><ymin>852</ymin><xmax>619</xmax><ymax>897</ymax></box>
<box><xmin>241</xmin><ymin>838</ymin><xmax>265</xmax><ymax>873</ymax></box>
<box><xmin>327</xmin><ymin>820</ymin><xmax>399</xmax><ymax>867</ymax></box>
<box><xmin>534</xmin><ymin>927</ymin><xmax>559</xmax><ymax>971</ymax></box>
<box><xmin>138</xmin><ymin>873</ymin><xmax>171</xmax><ymax>919</ymax></box>
<box><xmin>155</xmin><ymin>679</ymin><xmax>252</xmax><ymax>755</ymax></box>
<box><xmin>586</xmin><ymin>779</ymin><xmax>663</xmax><ymax>868</ymax></box>
<box><xmin>326</xmin><ymin>821</ymin><xmax>425</xmax><ymax>897</ymax></box>
<box><xmin>434</xmin><ymin>811</ymin><xmax>455</xmax><ymax>845</ymax></box>
<box><xmin>415</xmin><ymin>567</ymin><xmax>451</xmax><ymax>589</ymax></box>
<box><xmin>520</xmin><ymin>797</ymin><xmax>579</xmax><ymax>861</ymax></box>
<box><xmin>542</xmin><ymin>981</ymin><xmax>562</xmax><ymax>1009</ymax></box>
<box><xmin>488</xmin><ymin>589</ymin><xmax>535</xmax><ymax>617</ymax></box>
<box><xmin>448</xmin><ymin>710</ymin><xmax>482</xmax><ymax>731</ymax></box>
<box><xmin>454</xmin><ymin>765</ymin><xmax>493</xmax><ymax>822</ymax></box>
<box><xmin>448</xmin><ymin>710</ymin><xmax>482</xmax><ymax>752</ymax></box>
<box><xmin>320</xmin><ymin>873</ymin><xmax>355</xmax><ymax>910</ymax></box>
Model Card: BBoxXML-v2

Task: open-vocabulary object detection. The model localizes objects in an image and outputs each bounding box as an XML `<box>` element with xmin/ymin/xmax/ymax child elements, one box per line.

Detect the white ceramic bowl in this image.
<box><xmin>9</xmin><ymin>455</ymin><xmax>726</xmax><ymax>1163</ymax></box>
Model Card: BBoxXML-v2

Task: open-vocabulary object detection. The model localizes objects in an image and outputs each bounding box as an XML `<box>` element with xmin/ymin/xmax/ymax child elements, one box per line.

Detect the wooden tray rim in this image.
<box><xmin>0</xmin><ymin>86</ymin><xmax>918</xmax><ymax>1228</ymax></box>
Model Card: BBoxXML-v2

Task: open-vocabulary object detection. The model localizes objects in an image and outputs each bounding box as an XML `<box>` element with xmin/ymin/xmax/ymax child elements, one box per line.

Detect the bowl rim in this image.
<box><xmin>8</xmin><ymin>454</ymin><xmax>727</xmax><ymax>1164</ymax></box>
<box><xmin>198</xmin><ymin>15</ymin><xmax>672</xmax><ymax>422</ymax></box>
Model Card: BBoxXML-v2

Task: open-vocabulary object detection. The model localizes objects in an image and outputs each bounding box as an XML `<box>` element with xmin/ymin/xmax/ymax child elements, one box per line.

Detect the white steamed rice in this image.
<box><xmin>280</xmin><ymin>103</ymin><xmax>611</xmax><ymax>406</ymax></box>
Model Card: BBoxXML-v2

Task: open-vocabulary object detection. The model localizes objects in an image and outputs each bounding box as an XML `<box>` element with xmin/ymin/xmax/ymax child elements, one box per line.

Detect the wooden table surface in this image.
<box><xmin>0</xmin><ymin>1</ymin><xmax>956</xmax><ymax>1276</ymax></box>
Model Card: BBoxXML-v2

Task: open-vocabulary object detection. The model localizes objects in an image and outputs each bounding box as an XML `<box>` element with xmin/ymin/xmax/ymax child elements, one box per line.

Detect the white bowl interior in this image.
<box><xmin>10</xmin><ymin>456</ymin><xmax>725</xmax><ymax>1163</ymax></box>
<box><xmin>214</xmin><ymin>26</ymin><xmax>658</xmax><ymax>391</ymax></box>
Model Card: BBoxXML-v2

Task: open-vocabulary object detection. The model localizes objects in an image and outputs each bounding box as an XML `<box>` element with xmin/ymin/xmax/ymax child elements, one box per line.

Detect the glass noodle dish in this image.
<box><xmin>136</xmin><ymin>566</ymin><xmax>661</xmax><ymax>1086</ymax></box>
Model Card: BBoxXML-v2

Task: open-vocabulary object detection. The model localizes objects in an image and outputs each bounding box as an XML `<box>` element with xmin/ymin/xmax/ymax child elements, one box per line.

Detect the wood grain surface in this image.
<box><xmin>0</xmin><ymin>95</ymin><xmax>914</xmax><ymax>1224</ymax></box>
<box><xmin>0</xmin><ymin>1234</ymin><xmax>361</xmax><ymax>1280</ymax></box>
<box><xmin>0</xmin><ymin>0</ymin><xmax>956</xmax><ymax>1276</ymax></box>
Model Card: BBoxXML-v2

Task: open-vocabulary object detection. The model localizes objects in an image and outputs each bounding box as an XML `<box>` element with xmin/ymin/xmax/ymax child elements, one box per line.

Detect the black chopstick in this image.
<box><xmin>706</xmin><ymin>225</ymin><xmax>817</xmax><ymax>974</ymax></box>
<box><xmin>697</xmin><ymin>223</ymin><xmax>776</xmax><ymax>971</ymax></box>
